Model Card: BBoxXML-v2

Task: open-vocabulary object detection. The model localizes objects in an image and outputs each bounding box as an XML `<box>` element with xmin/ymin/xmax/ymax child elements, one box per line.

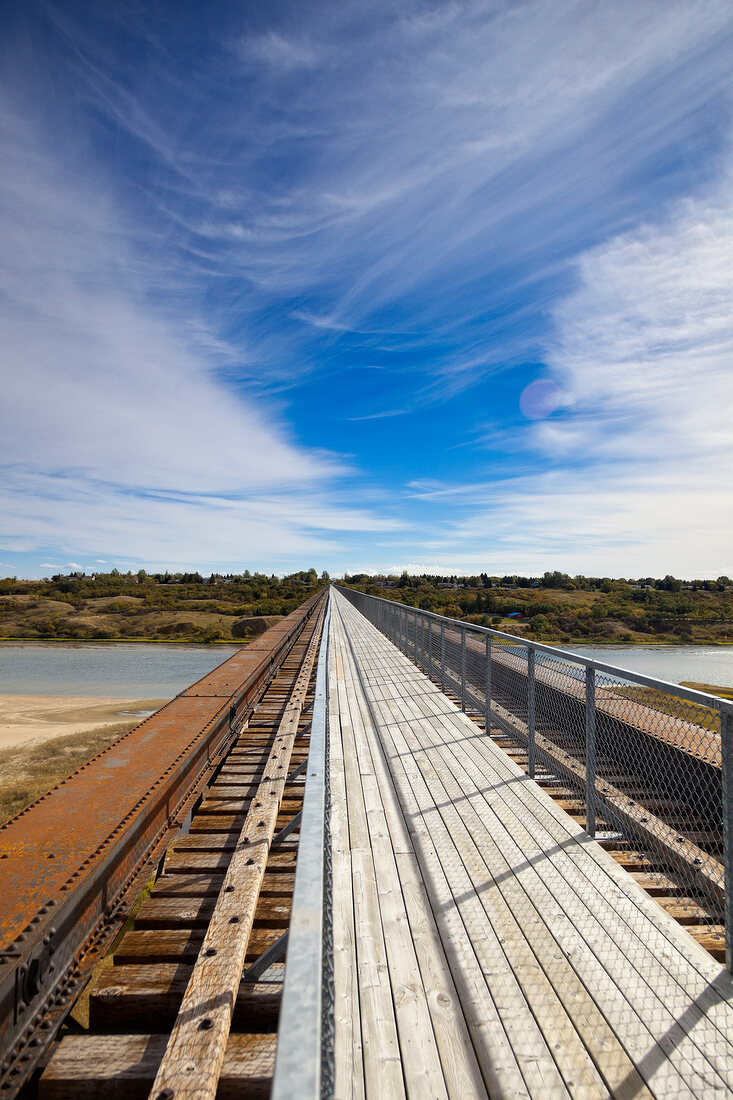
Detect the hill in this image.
<box><xmin>340</xmin><ymin>571</ymin><xmax>733</xmax><ymax>645</ymax></box>
<box><xmin>0</xmin><ymin>569</ymin><xmax>328</xmax><ymax>643</ymax></box>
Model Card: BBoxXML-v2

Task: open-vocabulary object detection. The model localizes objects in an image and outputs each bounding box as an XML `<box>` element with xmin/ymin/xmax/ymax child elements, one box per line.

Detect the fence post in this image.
<box><xmin>485</xmin><ymin>635</ymin><xmax>491</xmax><ymax>733</ymax></box>
<box><xmin>427</xmin><ymin>617</ymin><xmax>433</xmax><ymax>679</ymax></box>
<box><xmin>585</xmin><ymin>666</ymin><xmax>596</xmax><ymax>839</ymax></box>
<box><xmin>461</xmin><ymin>626</ymin><xmax>466</xmax><ymax>712</ymax></box>
<box><xmin>440</xmin><ymin>622</ymin><xmax>445</xmax><ymax>692</ymax></box>
<box><xmin>722</xmin><ymin>712</ymin><xmax>733</xmax><ymax>973</ymax></box>
<box><xmin>527</xmin><ymin>647</ymin><xmax>536</xmax><ymax>779</ymax></box>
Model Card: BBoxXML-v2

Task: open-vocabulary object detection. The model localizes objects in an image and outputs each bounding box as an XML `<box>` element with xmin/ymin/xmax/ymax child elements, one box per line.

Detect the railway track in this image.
<box><xmin>0</xmin><ymin>592</ymin><xmax>326</xmax><ymax>1099</ymax></box>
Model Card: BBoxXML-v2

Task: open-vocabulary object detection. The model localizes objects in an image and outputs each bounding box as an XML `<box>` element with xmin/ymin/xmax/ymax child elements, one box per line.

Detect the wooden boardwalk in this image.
<box><xmin>328</xmin><ymin>589</ymin><xmax>733</xmax><ymax>1099</ymax></box>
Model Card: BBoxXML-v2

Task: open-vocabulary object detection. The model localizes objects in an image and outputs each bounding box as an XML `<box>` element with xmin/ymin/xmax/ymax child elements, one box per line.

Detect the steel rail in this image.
<box><xmin>0</xmin><ymin>591</ymin><xmax>326</xmax><ymax>1098</ymax></box>
<box><xmin>271</xmin><ymin>588</ymin><xmax>331</xmax><ymax>1100</ymax></box>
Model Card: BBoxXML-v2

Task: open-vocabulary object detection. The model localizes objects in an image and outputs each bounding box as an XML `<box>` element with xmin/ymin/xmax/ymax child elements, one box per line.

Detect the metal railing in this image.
<box><xmin>337</xmin><ymin>586</ymin><xmax>733</xmax><ymax>972</ymax></box>
<box><xmin>271</xmin><ymin>591</ymin><xmax>332</xmax><ymax>1099</ymax></box>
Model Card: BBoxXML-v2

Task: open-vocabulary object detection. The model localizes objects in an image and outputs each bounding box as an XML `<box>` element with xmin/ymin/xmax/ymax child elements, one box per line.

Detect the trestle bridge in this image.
<box><xmin>2</xmin><ymin>586</ymin><xmax>733</xmax><ymax>1098</ymax></box>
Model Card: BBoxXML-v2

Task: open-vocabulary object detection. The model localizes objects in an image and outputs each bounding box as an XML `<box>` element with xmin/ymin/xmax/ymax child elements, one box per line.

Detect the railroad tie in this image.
<box><xmin>147</xmin><ymin>602</ymin><xmax>326</xmax><ymax>1100</ymax></box>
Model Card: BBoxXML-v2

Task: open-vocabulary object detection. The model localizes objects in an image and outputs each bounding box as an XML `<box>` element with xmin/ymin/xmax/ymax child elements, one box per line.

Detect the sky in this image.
<box><xmin>1</xmin><ymin>0</ymin><xmax>732</xmax><ymax>580</ymax></box>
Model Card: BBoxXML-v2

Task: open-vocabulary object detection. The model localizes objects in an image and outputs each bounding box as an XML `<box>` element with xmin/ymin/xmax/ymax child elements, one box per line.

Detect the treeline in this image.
<box><xmin>0</xmin><ymin>569</ymin><xmax>329</xmax><ymax>642</ymax></box>
<box><xmin>340</xmin><ymin>572</ymin><xmax>733</xmax><ymax>644</ymax></box>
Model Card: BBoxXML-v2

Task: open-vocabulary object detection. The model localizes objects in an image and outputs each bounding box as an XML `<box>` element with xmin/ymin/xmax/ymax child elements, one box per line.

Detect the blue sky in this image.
<box><xmin>1</xmin><ymin>0</ymin><xmax>732</xmax><ymax>579</ymax></box>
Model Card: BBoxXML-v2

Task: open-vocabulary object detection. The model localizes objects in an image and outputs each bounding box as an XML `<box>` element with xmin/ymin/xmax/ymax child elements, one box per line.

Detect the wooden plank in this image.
<box><xmin>151</xmin><ymin>872</ymin><xmax>295</xmax><ymax>898</ymax></box>
<box><xmin>149</xmin><ymin>604</ymin><xmax>324</xmax><ymax>1100</ymax></box>
<box><xmin>333</xmin><ymin>625</ymin><xmax>405</xmax><ymax>1100</ymax></box>
<box><xmin>165</xmin><ymin>846</ymin><xmax>297</xmax><ymax>875</ymax></box>
<box><xmin>89</xmin><ymin>964</ymin><xmax>282</xmax><ymax>1031</ymax></box>
<box><xmin>113</xmin><ymin>928</ymin><xmax>282</xmax><ymax>966</ymax></box>
<box><xmin>332</xmin><ymin>593</ymin><xmax>733</xmax><ymax>1097</ymax></box>
<box><xmin>134</xmin><ymin>895</ymin><xmax>291</xmax><ymax>930</ymax></box>
<box><xmin>339</xmin><ymin>626</ymin><xmax>451</xmax><ymax>1099</ymax></box>
<box><xmin>328</xmin><ymin>629</ymin><xmax>365</xmax><ymax>1100</ymax></box>
<box><xmin>335</xmin><ymin>610</ymin><xmax>575</xmax><ymax>1099</ymax></box>
<box><xmin>40</xmin><ymin>1033</ymin><xmax>275</xmax><ymax>1100</ymax></box>
<box><xmin>371</xmin><ymin>665</ymin><xmax>650</xmax><ymax>1100</ymax></box>
<box><xmin>451</xmin><ymin>719</ymin><xmax>733</xmax><ymax>1082</ymax></box>
<box><xmin>353</xmin><ymin>598</ymin><xmax>733</xmax><ymax>1092</ymax></box>
<box><xmin>331</xmin><ymin>603</ymin><xmax>527</xmax><ymax>1099</ymax></box>
<box><xmin>343</xmin><ymin>611</ymin><xmax>713</xmax><ymax>1091</ymax></box>
<box><xmin>336</xmin><ymin>614</ymin><xmax>487</xmax><ymax>1098</ymax></box>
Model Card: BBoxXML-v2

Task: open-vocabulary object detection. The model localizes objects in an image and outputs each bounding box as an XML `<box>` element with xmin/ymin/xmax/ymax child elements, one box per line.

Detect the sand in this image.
<box><xmin>0</xmin><ymin>694</ymin><xmax>169</xmax><ymax>750</ymax></box>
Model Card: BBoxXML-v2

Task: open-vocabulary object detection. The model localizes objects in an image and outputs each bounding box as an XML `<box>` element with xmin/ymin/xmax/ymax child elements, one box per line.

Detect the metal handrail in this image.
<box><xmin>336</xmin><ymin>586</ymin><xmax>733</xmax><ymax>715</ymax></box>
<box><xmin>271</xmin><ymin>589</ymin><xmax>332</xmax><ymax>1098</ymax></box>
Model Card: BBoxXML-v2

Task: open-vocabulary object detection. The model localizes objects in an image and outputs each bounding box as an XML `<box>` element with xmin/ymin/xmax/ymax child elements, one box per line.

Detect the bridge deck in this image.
<box><xmin>329</xmin><ymin>589</ymin><xmax>733</xmax><ymax>1099</ymax></box>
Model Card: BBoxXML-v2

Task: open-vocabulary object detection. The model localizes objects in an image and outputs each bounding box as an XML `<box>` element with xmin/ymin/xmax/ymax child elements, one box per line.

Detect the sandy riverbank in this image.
<box><xmin>0</xmin><ymin>694</ymin><xmax>169</xmax><ymax>750</ymax></box>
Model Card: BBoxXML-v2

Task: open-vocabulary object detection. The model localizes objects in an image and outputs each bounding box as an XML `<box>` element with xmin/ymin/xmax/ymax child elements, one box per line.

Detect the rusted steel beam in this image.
<box><xmin>0</xmin><ymin>591</ymin><xmax>325</xmax><ymax>1097</ymax></box>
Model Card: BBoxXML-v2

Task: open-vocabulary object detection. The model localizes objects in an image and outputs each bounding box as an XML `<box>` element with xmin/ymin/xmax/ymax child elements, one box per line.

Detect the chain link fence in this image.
<box><xmin>337</xmin><ymin>586</ymin><xmax>733</xmax><ymax>971</ymax></box>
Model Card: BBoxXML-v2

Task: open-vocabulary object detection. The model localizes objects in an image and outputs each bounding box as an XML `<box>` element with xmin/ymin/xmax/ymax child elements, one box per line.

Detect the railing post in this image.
<box><xmin>722</xmin><ymin>711</ymin><xmax>733</xmax><ymax>973</ymax></box>
<box><xmin>585</xmin><ymin>666</ymin><xmax>596</xmax><ymax>838</ymax></box>
<box><xmin>485</xmin><ymin>635</ymin><xmax>491</xmax><ymax>733</ymax></box>
<box><xmin>461</xmin><ymin>626</ymin><xmax>466</xmax><ymax>712</ymax></box>
<box><xmin>527</xmin><ymin>647</ymin><xmax>536</xmax><ymax>779</ymax></box>
<box><xmin>440</xmin><ymin>622</ymin><xmax>445</xmax><ymax>692</ymax></box>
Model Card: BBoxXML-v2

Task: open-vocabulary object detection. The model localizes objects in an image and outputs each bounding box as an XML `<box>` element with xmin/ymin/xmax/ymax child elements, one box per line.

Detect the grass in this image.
<box><xmin>681</xmin><ymin>681</ymin><xmax>733</xmax><ymax>701</ymax></box>
<box><xmin>607</xmin><ymin>685</ymin><xmax>721</xmax><ymax>733</ymax></box>
<box><xmin>0</xmin><ymin>721</ymin><xmax>137</xmax><ymax>826</ymax></box>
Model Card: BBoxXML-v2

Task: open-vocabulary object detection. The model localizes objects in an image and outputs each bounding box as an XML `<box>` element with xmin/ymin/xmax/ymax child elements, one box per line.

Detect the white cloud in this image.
<box><xmin>239</xmin><ymin>31</ymin><xmax>319</xmax><ymax>70</ymax></box>
<box><xmin>425</xmin><ymin>176</ymin><xmax>733</xmax><ymax>576</ymax></box>
<box><xmin>0</xmin><ymin>99</ymin><xmax>390</xmax><ymax>565</ymax></box>
<box><xmin>4</xmin><ymin>3</ymin><xmax>733</xmax><ymax>577</ymax></box>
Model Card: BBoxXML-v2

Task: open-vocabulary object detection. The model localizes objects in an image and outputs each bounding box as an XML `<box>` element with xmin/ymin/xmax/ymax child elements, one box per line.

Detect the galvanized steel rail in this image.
<box><xmin>271</xmin><ymin>589</ymin><xmax>332</xmax><ymax>1100</ymax></box>
<box><xmin>337</xmin><ymin>585</ymin><xmax>733</xmax><ymax>972</ymax></box>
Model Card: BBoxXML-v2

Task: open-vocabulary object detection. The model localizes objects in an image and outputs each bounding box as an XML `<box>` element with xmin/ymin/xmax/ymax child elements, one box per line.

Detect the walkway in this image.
<box><xmin>328</xmin><ymin>588</ymin><xmax>733</xmax><ymax>1099</ymax></box>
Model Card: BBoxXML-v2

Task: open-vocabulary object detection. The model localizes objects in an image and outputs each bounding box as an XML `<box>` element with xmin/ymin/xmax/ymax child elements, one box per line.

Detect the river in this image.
<box><xmin>0</xmin><ymin>642</ymin><xmax>242</xmax><ymax>697</ymax></box>
<box><xmin>563</xmin><ymin>644</ymin><xmax>733</xmax><ymax>690</ymax></box>
<box><xmin>1</xmin><ymin>639</ymin><xmax>732</xmax><ymax>695</ymax></box>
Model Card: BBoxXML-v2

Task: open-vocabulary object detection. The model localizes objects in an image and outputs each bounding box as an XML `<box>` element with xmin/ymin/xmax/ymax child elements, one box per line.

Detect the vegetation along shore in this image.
<box><xmin>1</xmin><ymin>567</ymin><xmax>731</xmax><ymax>647</ymax></box>
<box><xmin>340</xmin><ymin>571</ymin><xmax>733</xmax><ymax>646</ymax></box>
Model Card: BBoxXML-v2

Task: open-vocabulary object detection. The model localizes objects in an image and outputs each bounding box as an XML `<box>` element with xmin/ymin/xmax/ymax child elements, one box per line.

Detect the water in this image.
<box><xmin>2</xmin><ymin>640</ymin><xmax>732</xmax><ymax>697</ymax></box>
<box><xmin>563</xmin><ymin>645</ymin><xmax>733</xmax><ymax>690</ymax></box>
<box><xmin>0</xmin><ymin>642</ymin><xmax>242</xmax><ymax>697</ymax></box>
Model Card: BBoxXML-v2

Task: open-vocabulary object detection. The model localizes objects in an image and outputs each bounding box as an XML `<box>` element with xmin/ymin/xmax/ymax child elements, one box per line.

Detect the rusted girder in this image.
<box><xmin>0</xmin><ymin>591</ymin><xmax>325</xmax><ymax>1096</ymax></box>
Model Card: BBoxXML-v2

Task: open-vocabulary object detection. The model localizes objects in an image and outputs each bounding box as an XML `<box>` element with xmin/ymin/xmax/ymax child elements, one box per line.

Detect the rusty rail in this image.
<box><xmin>0</xmin><ymin>591</ymin><xmax>325</xmax><ymax>1097</ymax></box>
